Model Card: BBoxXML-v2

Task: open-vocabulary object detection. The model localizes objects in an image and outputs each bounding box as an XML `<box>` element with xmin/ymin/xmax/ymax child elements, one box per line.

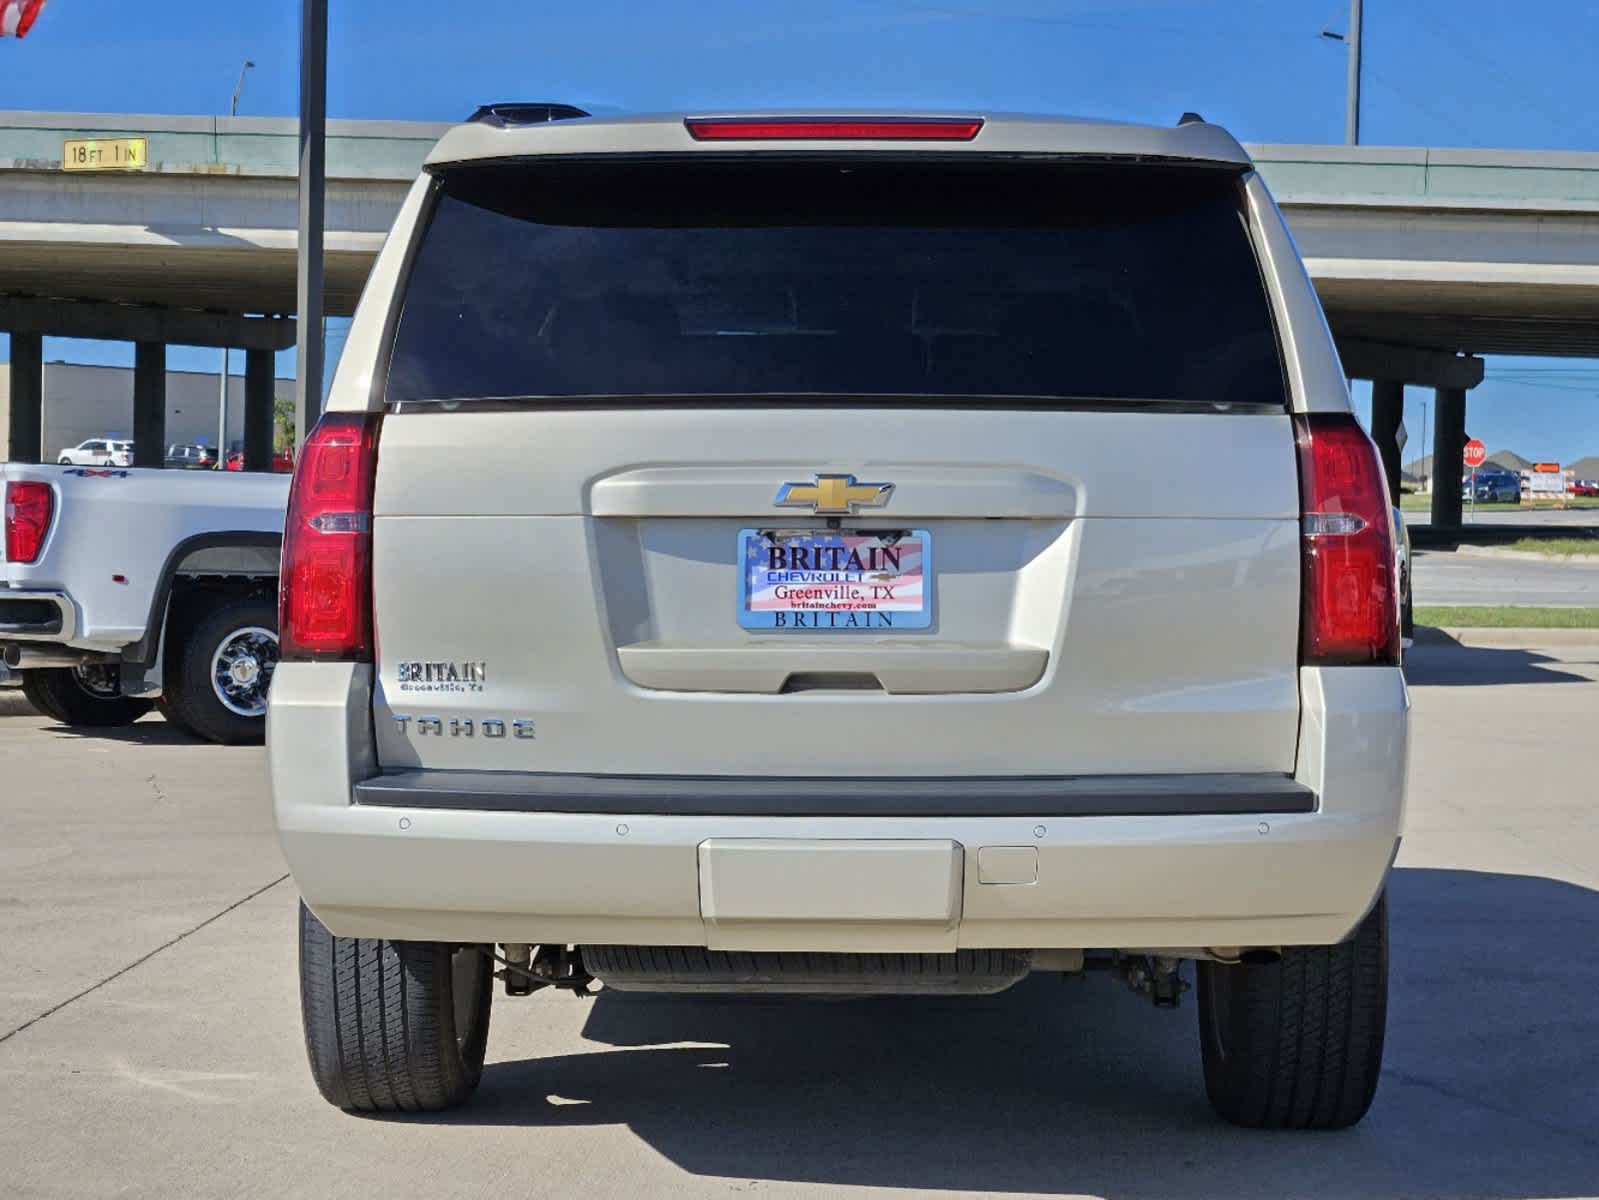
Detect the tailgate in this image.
<box><xmin>370</xmin><ymin>406</ymin><xmax>1301</xmax><ymax>776</ymax></box>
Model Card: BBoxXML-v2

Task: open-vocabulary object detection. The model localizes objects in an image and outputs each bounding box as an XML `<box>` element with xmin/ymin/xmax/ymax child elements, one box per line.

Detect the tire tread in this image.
<box><xmin>297</xmin><ymin>901</ymin><xmax>488</xmax><ymax>1113</ymax></box>
<box><xmin>1198</xmin><ymin>893</ymin><xmax>1387</xmax><ymax>1130</ymax></box>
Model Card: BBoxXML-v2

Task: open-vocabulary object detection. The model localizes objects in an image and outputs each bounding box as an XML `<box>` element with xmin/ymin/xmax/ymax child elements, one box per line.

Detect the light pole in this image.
<box><xmin>231</xmin><ymin>59</ymin><xmax>256</xmax><ymax>118</ymax></box>
<box><xmin>297</xmin><ymin>1</ymin><xmax>328</xmax><ymax>447</ymax></box>
<box><xmin>218</xmin><ymin>60</ymin><xmax>256</xmax><ymax>466</ymax></box>
<box><xmin>1320</xmin><ymin>0</ymin><xmax>1363</xmax><ymax>145</ymax></box>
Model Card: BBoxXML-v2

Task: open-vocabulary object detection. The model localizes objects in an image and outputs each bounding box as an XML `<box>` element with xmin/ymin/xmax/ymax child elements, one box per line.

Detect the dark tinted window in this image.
<box><xmin>387</xmin><ymin>159</ymin><xmax>1285</xmax><ymax>408</ymax></box>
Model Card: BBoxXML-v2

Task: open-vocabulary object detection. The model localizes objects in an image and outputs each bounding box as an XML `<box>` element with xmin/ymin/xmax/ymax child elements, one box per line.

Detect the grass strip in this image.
<box><xmin>1415</xmin><ymin>605</ymin><xmax>1599</xmax><ymax>628</ymax></box>
<box><xmin>1498</xmin><ymin>538</ymin><xmax>1599</xmax><ymax>557</ymax></box>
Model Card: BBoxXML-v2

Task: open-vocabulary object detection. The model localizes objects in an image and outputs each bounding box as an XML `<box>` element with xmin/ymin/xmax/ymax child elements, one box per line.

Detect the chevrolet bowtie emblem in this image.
<box><xmin>774</xmin><ymin>473</ymin><xmax>894</xmax><ymax>515</ymax></box>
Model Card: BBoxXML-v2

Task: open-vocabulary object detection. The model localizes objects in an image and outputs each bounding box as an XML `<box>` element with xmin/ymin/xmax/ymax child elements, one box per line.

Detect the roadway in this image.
<box><xmin>1413</xmin><ymin>548</ymin><xmax>1599</xmax><ymax>607</ymax></box>
<box><xmin>2</xmin><ymin>633</ymin><xmax>1597</xmax><ymax>1200</ymax></box>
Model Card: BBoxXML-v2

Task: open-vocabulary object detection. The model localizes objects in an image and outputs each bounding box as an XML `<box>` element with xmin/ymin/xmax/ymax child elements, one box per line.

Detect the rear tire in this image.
<box><xmin>20</xmin><ymin>667</ymin><xmax>154</xmax><ymax>727</ymax></box>
<box><xmin>298</xmin><ymin>900</ymin><xmax>492</xmax><ymax>1113</ymax></box>
<box><xmin>1197</xmin><ymin>892</ymin><xmax>1388</xmax><ymax>1129</ymax></box>
<box><xmin>161</xmin><ymin>595</ymin><xmax>278</xmax><ymax>744</ymax></box>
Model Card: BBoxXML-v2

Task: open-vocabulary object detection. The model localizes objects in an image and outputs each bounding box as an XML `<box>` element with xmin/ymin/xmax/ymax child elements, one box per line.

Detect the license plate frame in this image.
<box><xmin>737</xmin><ymin>528</ymin><xmax>932</xmax><ymax>631</ymax></box>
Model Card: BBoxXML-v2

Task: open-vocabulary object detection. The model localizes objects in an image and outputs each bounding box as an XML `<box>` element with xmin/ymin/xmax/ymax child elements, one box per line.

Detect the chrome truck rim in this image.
<box><xmin>210</xmin><ymin>626</ymin><xmax>279</xmax><ymax>717</ymax></box>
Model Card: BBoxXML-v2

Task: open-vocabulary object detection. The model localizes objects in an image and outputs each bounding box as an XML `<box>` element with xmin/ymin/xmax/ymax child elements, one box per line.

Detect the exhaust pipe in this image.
<box><xmin>0</xmin><ymin>645</ymin><xmax>106</xmax><ymax>670</ymax></box>
<box><xmin>1239</xmin><ymin>949</ymin><xmax>1283</xmax><ymax>966</ymax></box>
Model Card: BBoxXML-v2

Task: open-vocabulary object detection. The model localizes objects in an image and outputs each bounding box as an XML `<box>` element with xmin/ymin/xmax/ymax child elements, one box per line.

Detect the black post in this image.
<box><xmin>1430</xmin><ymin>387</ymin><xmax>1466</xmax><ymax>532</ymax></box>
<box><xmin>7</xmin><ymin>331</ymin><xmax>44</xmax><ymax>463</ymax></box>
<box><xmin>243</xmin><ymin>349</ymin><xmax>276</xmax><ymax>471</ymax></box>
<box><xmin>1369</xmin><ymin>378</ymin><xmax>1404</xmax><ymax>501</ymax></box>
<box><xmin>295</xmin><ymin>0</ymin><xmax>328</xmax><ymax>448</ymax></box>
<box><xmin>133</xmin><ymin>342</ymin><xmax>166</xmax><ymax>469</ymax></box>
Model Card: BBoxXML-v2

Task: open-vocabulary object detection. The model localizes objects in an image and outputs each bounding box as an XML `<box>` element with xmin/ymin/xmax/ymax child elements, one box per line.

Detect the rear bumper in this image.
<box><xmin>0</xmin><ymin>590</ymin><xmax>75</xmax><ymax>640</ymax></box>
<box><xmin>270</xmin><ymin>663</ymin><xmax>1407</xmax><ymax>953</ymax></box>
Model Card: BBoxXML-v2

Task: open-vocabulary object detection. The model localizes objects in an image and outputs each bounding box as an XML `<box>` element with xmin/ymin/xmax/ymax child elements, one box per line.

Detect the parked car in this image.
<box><xmin>1463</xmin><ymin>470</ymin><xmax>1521</xmax><ymax>503</ymax></box>
<box><xmin>56</xmin><ymin>438</ymin><xmax>132</xmax><ymax>467</ymax></box>
<box><xmin>272</xmin><ymin>106</ymin><xmax>1406</xmax><ymax>1129</ymax></box>
<box><xmin>163</xmin><ymin>443</ymin><xmax>217</xmax><ymax>470</ymax></box>
<box><xmin>1571</xmin><ymin>479</ymin><xmax>1599</xmax><ymax>497</ymax></box>
<box><xmin>224</xmin><ymin>446</ymin><xmax>294</xmax><ymax>473</ymax></box>
<box><xmin>1</xmin><ymin>463</ymin><xmax>289</xmax><ymax>741</ymax></box>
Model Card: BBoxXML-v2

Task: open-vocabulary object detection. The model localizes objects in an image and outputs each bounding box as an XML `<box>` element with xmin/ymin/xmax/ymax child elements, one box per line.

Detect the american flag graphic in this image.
<box><xmin>0</xmin><ymin>0</ymin><xmax>46</xmax><ymax>37</ymax></box>
<box><xmin>745</xmin><ymin>533</ymin><xmax>925</xmax><ymax>614</ymax></box>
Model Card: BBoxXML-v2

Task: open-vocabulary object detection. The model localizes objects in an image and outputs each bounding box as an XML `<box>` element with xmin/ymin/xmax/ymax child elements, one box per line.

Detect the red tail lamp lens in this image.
<box><xmin>4</xmin><ymin>481</ymin><xmax>53</xmax><ymax>564</ymax></box>
<box><xmin>1295</xmin><ymin>413</ymin><xmax>1400</xmax><ymax>665</ymax></box>
<box><xmin>278</xmin><ymin>413</ymin><xmax>381</xmax><ymax>661</ymax></box>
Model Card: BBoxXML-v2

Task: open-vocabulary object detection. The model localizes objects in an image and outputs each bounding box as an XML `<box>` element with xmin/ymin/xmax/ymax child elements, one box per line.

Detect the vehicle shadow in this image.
<box><xmin>1405</xmin><ymin>635</ymin><xmax>1595</xmax><ymax>686</ymax></box>
<box><xmin>389</xmin><ymin>867</ymin><xmax>1599</xmax><ymax>1199</ymax></box>
<box><xmin>36</xmin><ymin>715</ymin><xmax>203</xmax><ymax>746</ymax></box>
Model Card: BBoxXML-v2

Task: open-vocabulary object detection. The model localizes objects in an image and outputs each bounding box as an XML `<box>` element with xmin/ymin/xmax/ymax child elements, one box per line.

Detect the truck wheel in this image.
<box><xmin>1197</xmin><ymin>892</ymin><xmax>1388</xmax><ymax>1129</ymax></box>
<box><xmin>298</xmin><ymin>900</ymin><xmax>492</xmax><ymax>1112</ymax></box>
<box><xmin>20</xmin><ymin>666</ymin><xmax>154</xmax><ymax>727</ymax></box>
<box><xmin>162</xmin><ymin>596</ymin><xmax>278</xmax><ymax>745</ymax></box>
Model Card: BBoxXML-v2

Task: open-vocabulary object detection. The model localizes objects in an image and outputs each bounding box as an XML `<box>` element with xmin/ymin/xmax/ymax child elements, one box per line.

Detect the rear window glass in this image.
<box><xmin>386</xmin><ymin>159</ymin><xmax>1285</xmax><ymax>408</ymax></box>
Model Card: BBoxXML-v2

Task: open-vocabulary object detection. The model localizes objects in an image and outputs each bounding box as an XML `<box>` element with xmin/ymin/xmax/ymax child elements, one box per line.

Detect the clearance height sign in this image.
<box><xmin>62</xmin><ymin>137</ymin><xmax>148</xmax><ymax>172</ymax></box>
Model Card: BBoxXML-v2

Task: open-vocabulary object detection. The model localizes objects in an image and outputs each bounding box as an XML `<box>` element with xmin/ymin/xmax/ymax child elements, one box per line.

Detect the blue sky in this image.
<box><xmin>3</xmin><ymin>0</ymin><xmax>1598</xmax><ymax>461</ymax></box>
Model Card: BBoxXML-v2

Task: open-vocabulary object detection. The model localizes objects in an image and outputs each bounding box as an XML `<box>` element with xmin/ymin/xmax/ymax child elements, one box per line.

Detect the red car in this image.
<box><xmin>1571</xmin><ymin>479</ymin><xmax>1599</xmax><ymax>497</ymax></box>
<box><xmin>224</xmin><ymin>447</ymin><xmax>295</xmax><ymax>473</ymax></box>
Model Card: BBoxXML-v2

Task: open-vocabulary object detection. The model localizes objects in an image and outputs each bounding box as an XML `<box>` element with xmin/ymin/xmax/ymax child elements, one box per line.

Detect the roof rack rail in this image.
<box><xmin>1177</xmin><ymin>111</ymin><xmax>1206</xmax><ymax>126</ymax></box>
<box><xmin>467</xmin><ymin>103</ymin><xmax>591</xmax><ymax>128</ymax></box>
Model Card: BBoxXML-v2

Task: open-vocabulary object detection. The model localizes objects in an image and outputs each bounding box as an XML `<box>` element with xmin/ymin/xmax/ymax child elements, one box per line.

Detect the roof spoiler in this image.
<box><xmin>467</xmin><ymin>103</ymin><xmax>591</xmax><ymax>128</ymax></box>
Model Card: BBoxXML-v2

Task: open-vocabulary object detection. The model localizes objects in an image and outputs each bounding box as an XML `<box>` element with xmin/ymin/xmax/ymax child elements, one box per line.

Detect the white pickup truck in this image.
<box><xmin>1</xmin><ymin>463</ymin><xmax>287</xmax><ymax>742</ymax></box>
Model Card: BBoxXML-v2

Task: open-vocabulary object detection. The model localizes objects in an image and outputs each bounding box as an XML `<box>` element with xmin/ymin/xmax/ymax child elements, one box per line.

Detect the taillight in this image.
<box><xmin>1294</xmin><ymin>413</ymin><xmax>1400</xmax><ymax>666</ymax></box>
<box><xmin>685</xmin><ymin>117</ymin><xmax>983</xmax><ymax>141</ymax></box>
<box><xmin>279</xmin><ymin>413</ymin><xmax>381</xmax><ymax>661</ymax></box>
<box><xmin>4</xmin><ymin>481</ymin><xmax>53</xmax><ymax>564</ymax></box>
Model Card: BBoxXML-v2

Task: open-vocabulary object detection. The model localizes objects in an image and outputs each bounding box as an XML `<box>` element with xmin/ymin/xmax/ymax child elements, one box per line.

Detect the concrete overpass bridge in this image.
<box><xmin>5</xmin><ymin>110</ymin><xmax>1599</xmax><ymax>526</ymax></box>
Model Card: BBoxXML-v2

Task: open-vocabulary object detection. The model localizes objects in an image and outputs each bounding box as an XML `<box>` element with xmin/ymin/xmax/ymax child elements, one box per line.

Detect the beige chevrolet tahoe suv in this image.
<box><xmin>270</xmin><ymin>107</ymin><xmax>1407</xmax><ymax>1128</ymax></box>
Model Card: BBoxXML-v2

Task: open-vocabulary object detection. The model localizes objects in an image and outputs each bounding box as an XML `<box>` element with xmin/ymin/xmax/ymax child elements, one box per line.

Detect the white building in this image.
<box><xmin>0</xmin><ymin>360</ymin><xmax>293</xmax><ymax>462</ymax></box>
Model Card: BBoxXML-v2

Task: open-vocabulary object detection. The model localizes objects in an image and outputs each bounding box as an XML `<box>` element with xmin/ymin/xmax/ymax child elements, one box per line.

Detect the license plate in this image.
<box><xmin>738</xmin><ymin>529</ymin><xmax>931</xmax><ymax>630</ymax></box>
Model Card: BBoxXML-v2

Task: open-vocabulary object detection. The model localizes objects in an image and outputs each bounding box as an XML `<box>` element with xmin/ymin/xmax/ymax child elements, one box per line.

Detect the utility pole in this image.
<box><xmin>296</xmin><ymin>0</ymin><xmax>327</xmax><ymax>447</ymax></box>
<box><xmin>1419</xmin><ymin>399</ymin><xmax>1428</xmax><ymax>491</ymax></box>
<box><xmin>1346</xmin><ymin>0</ymin><xmax>1362</xmax><ymax>145</ymax></box>
<box><xmin>216</xmin><ymin>347</ymin><xmax>229</xmax><ymax>466</ymax></box>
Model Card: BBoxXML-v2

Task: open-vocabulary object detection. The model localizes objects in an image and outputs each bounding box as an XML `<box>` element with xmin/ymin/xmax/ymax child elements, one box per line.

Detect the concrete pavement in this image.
<box><xmin>2</xmin><ymin>640</ymin><xmax>1599</xmax><ymax>1200</ymax></box>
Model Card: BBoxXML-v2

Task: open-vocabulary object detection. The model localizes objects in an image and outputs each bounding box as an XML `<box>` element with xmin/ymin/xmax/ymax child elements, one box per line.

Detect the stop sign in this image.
<box><xmin>1463</xmin><ymin>439</ymin><xmax>1488</xmax><ymax>469</ymax></box>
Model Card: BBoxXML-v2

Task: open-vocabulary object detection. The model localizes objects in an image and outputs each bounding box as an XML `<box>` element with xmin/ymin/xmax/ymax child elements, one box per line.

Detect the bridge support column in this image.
<box><xmin>7</xmin><ymin>331</ymin><xmax>44</xmax><ymax>463</ymax></box>
<box><xmin>1431</xmin><ymin>386</ymin><xmax>1466</xmax><ymax>532</ymax></box>
<box><xmin>243</xmin><ymin>348</ymin><xmax>275</xmax><ymax>471</ymax></box>
<box><xmin>133</xmin><ymin>342</ymin><xmax>166</xmax><ymax>469</ymax></box>
<box><xmin>1369</xmin><ymin>379</ymin><xmax>1404</xmax><ymax>501</ymax></box>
